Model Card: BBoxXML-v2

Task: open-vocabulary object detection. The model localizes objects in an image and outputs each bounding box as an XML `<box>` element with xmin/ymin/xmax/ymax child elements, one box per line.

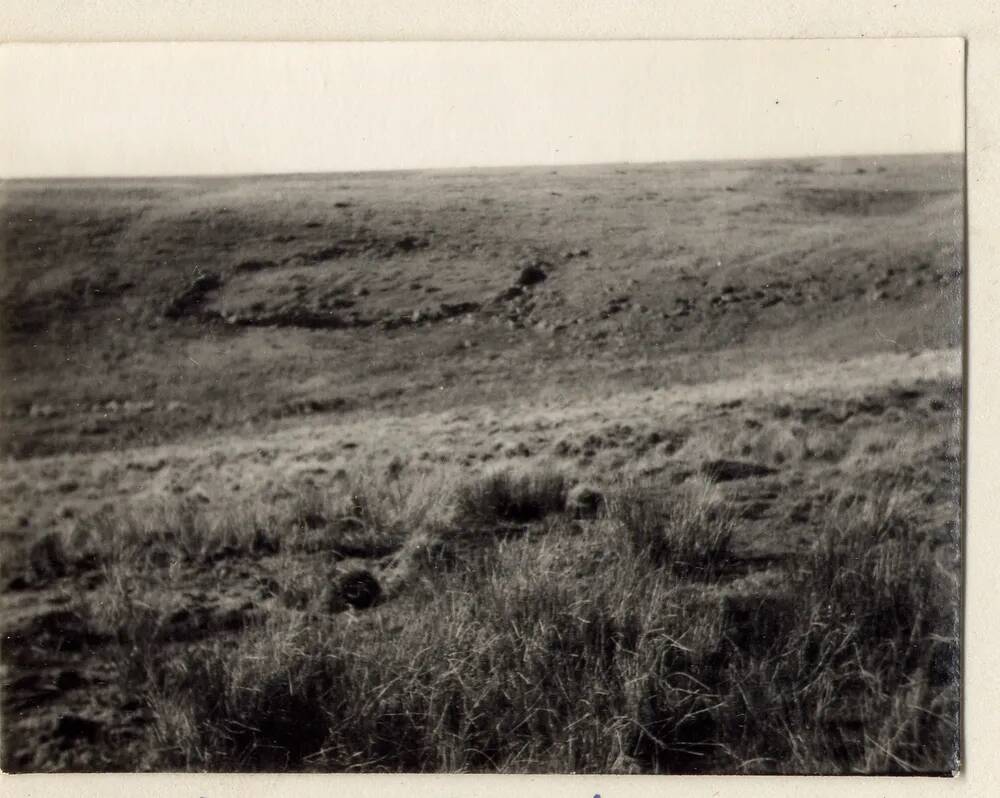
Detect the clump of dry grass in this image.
<box><xmin>453</xmin><ymin>467</ymin><xmax>569</xmax><ymax>525</ymax></box>
<box><xmin>143</xmin><ymin>525</ymin><xmax>715</xmax><ymax>772</ymax></box>
<box><xmin>64</xmin><ymin>464</ymin><xmax>957</xmax><ymax>775</ymax></box>
<box><xmin>146</xmin><ymin>615</ymin><xmax>336</xmax><ymax>770</ymax></box>
<box><xmin>71</xmin><ymin>498</ymin><xmax>259</xmax><ymax>570</ymax></box>
<box><xmin>607</xmin><ymin>478</ymin><xmax>736</xmax><ymax>579</ymax></box>
<box><xmin>743</xmin><ymin>483</ymin><xmax>960</xmax><ymax>773</ymax></box>
<box><xmin>806</xmin><ymin>486</ymin><xmax>936</xmax><ymax>644</ymax></box>
<box><xmin>64</xmin><ymin>466</ymin><xmax>455</xmax><ymax>575</ymax></box>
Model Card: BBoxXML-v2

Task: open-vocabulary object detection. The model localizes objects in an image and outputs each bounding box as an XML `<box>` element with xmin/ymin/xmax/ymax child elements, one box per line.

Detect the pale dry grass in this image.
<box><xmin>63</xmin><ymin>460</ymin><xmax>959</xmax><ymax>775</ymax></box>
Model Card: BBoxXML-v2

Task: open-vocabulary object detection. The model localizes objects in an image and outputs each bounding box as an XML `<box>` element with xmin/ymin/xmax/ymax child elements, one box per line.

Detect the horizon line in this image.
<box><xmin>0</xmin><ymin>149</ymin><xmax>964</xmax><ymax>183</ymax></box>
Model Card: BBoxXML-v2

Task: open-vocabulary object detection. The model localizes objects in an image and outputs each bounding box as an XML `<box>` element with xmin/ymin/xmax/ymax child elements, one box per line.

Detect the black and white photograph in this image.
<box><xmin>0</xmin><ymin>39</ymin><xmax>964</xmax><ymax>775</ymax></box>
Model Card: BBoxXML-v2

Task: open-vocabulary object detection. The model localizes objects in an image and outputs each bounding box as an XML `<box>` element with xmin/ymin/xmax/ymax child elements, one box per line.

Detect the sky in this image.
<box><xmin>0</xmin><ymin>39</ymin><xmax>964</xmax><ymax>178</ymax></box>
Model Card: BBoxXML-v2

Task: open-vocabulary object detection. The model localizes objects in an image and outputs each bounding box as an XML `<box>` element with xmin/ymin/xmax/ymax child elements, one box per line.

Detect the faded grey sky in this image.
<box><xmin>0</xmin><ymin>39</ymin><xmax>964</xmax><ymax>178</ymax></box>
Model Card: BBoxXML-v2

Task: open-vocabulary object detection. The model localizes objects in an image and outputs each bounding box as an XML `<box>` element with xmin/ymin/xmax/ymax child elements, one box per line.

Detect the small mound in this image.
<box><xmin>565</xmin><ymin>484</ymin><xmax>605</xmax><ymax>519</ymax></box>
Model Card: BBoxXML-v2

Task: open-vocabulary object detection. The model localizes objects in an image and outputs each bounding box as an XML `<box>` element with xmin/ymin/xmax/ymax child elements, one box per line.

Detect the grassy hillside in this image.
<box><xmin>1</xmin><ymin>154</ymin><xmax>962</xmax><ymax>459</ymax></box>
<box><xmin>0</xmin><ymin>154</ymin><xmax>963</xmax><ymax>773</ymax></box>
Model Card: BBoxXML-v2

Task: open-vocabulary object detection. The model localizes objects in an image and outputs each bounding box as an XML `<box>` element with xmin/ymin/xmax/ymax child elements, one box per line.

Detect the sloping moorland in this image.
<box><xmin>0</xmin><ymin>154</ymin><xmax>963</xmax><ymax>773</ymax></box>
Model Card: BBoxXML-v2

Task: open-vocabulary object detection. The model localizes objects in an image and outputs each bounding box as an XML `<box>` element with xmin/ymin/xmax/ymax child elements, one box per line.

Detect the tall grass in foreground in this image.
<box><xmin>94</xmin><ymin>469</ymin><xmax>957</xmax><ymax>775</ymax></box>
<box><xmin>609</xmin><ymin>477</ymin><xmax>736</xmax><ymax>579</ymax></box>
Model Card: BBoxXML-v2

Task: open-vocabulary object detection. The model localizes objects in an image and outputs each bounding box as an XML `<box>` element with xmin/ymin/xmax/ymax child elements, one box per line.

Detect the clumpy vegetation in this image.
<box><xmin>1</xmin><ymin>459</ymin><xmax>959</xmax><ymax>773</ymax></box>
<box><xmin>0</xmin><ymin>154</ymin><xmax>961</xmax><ymax>773</ymax></box>
<box><xmin>1</xmin><ymin>387</ymin><xmax>961</xmax><ymax>774</ymax></box>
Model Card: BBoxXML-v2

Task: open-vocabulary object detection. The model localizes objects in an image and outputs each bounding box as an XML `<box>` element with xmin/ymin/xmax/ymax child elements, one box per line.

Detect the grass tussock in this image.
<box><xmin>453</xmin><ymin>468</ymin><xmax>569</xmax><ymax>526</ymax></box>
<box><xmin>146</xmin><ymin>615</ymin><xmax>337</xmax><ymax>771</ymax></box>
<box><xmin>146</xmin><ymin>529</ymin><xmax>709</xmax><ymax>773</ymax></box>
<box><xmin>60</xmin><ymin>468</ymin><xmax>461</xmax><ymax>577</ymax></box>
<box><xmin>607</xmin><ymin>479</ymin><xmax>736</xmax><ymax>579</ymax></box>
<box><xmin>41</xmin><ymin>461</ymin><xmax>957</xmax><ymax>775</ymax></box>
